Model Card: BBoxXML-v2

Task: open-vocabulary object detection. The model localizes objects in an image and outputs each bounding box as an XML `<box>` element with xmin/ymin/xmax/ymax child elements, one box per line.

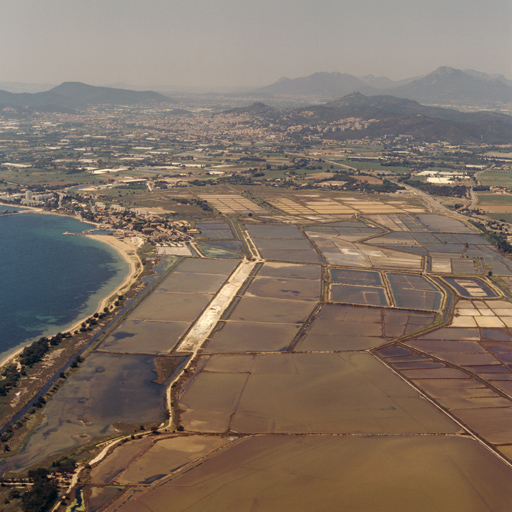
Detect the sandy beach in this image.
<box><xmin>82</xmin><ymin>234</ymin><xmax>142</xmax><ymax>312</ymax></box>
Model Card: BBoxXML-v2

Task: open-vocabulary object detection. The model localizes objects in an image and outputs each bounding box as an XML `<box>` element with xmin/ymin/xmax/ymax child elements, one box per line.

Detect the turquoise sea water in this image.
<box><xmin>0</xmin><ymin>212</ymin><xmax>129</xmax><ymax>360</ymax></box>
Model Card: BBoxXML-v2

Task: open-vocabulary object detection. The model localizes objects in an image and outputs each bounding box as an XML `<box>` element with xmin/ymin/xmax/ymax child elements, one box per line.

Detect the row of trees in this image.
<box><xmin>470</xmin><ymin>221</ymin><xmax>512</xmax><ymax>255</ymax></box>
<box><xmin>20</xmin><ymin>468</ymin><xmax>58</xmax><ymax>512</ymax></box>
<box><xmin>402</xmin><ymin>179</ymin><xmax>469</xmax><ymax>198</ymax></box>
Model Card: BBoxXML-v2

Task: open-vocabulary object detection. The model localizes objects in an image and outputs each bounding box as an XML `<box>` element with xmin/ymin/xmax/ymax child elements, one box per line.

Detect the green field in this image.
<box><xmin>487</xmin><ymin>213</ymin><xmax>512</xmax><ymax>224</ymax></box>
<box><xmin>480</xmin><ymin>170</ymin><xmax>512</xmax><ymax>189</ymax></box>
<box><xmin>344</xmin><ymin>143</ymin><xmax>384</xmax><ymax>151</ymax></box>
<box><xmin>335</xmin><ymin>160</ymin><xmax>410</xmax><ymax>174</ymax></box>
<box><xmin>0</xmin><ymin>168</ymin><xmax>110</xmax><ymax>187</ymax></box>
<box><xmin>476</xmin><ymin>192</ymin><xmax>512</xmax><ymax>205</ymax></box>
<box><xmin>253</xmin><ymin>166</ymin><xmax>329</xmax><ymax>180</ymax></box>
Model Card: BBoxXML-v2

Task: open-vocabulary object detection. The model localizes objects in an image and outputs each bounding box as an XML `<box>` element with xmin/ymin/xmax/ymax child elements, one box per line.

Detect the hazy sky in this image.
<box><xmin>1</xmin><ymin>0</ymin><xmax>511</xmax><ymax>89</ymax></box>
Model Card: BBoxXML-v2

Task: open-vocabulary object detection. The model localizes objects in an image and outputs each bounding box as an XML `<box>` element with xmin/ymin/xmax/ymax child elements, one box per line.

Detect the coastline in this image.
<box><xmin>0</xmin><ymin>229</ymin><xmax>142</xmax><ymax>370</ymax></box>
<box><xmin>81</xmin><ymin>234</ymin><xmax>142</xmax><ymax>313</ymax></box>
<box><xmin>55</xmin><ymin>234</ymin><xmax>142</xmax><ymax>344</ymax></box>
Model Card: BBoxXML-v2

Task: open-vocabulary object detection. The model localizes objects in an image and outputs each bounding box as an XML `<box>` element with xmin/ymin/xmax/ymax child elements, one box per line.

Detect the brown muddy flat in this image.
<box><xmin>414</xmin><ymin>213</ymin><xmax>474</xmax><ymax>233</ymax></box>
<box><xmin>91</xmin><ymin>437</ymin><xmax>154</xmax><ymax>485</ymax></box>
<box><xmin>318</xmin><ymin>304</ymin><xmax>382</xmax><ymax>323</ymax></box>
<box><xmin>408</xmin><ymin>339</ymin><xmax>488</xmax><ymax>354</ymax></box>
<box><xmin>306</xmin><ymin>318</ymin><xmax>383</xmax><ymax>337</ymax></box>
<box><xmin>392</xmin><ymin>361</ymin><xmax>445</xmax><ymax>370</ymax></box>
<box><xmin>179</xmin><ymin>372</ymin><xmax>249</xmax><ymax>432</ymax></box>
<box><xmin>411</xmin><ymin>376</ymin><xmax>511</xmax><ymax>409</ymax></box>
<box><xmin>247</xmin><ymin>224</ymin><xmax>305</xmax><ymax>239</ymax></box>
<box><xmin>116</xmin><ymin>436</ymin><xmax>230</xmax><ymax>485</ymax></box>
<box><xmin>251</xmin><ymin>237</ymin><xmax>317</xmax><ymax>251</ymax></box>
<box><xmin>88</xmin><ymin>487</ymin><xmax>123</xmax><ymax>512</ymax></box>
<box><xmin>227</xmin><ymin>297</ymin><xmax>315</xmax><ymax>324</ymax></box>
<box><xmin>157</xmin><ymin>272</ymin><xmax>228</xmax><ymax>294</ymax></box>
<box><xmin>452</xmin><ymin>407</ymin><xmax>512</xmax><ymax>444</ymax></box>
<box><xmin>204</xmin><ymin>354</ymin><xmax>256</xmax><ymax>373</ymax></box>
<box><xmin>295</xmin><ymin>332</ymin><xmax>387</xmax><ymax>351</ymax></box>
<box><xmin>441</xmin><ymin>396</ymin><xmax>512</xmax><ymax>409</ymax></box>
<box><xmin>392</xmin><ymin>288</ymin><xmax>442</xmax><ymax>311</ymax></box>
<box><xmin>246</xmin><ymin>277</ymin><xmax>320</xmax><ymax>301</ymax></box>
<box><xmin>330</xmin><ymin>284</ymin><xmax>389</xmax><ymax>306</ymax></box>
<box><xmin>204</xmin><ymin>321</ymin><xmax>300</xmax><ymax>354</ymax></box>
<box><xmin>497</xmin><ymin>445</ymin><xmax>512</xmax><ymax>460</ymax></box>
<box><xmin>386</xmin><ymin>273</ymin><xmax>442</xmax><ymax>311</ymax></box>
<box><xmin>321</xmin><ymin>250</ymin><xmax>371</xmax><ymax>267</ymax></box>
<box><xmin>401</xmin><ymin>368</ymin><xmax>469</xmax><ymax>379</ymax></box>
<box><xmin>131</xmin><ymin>292</ymin><xmax>212</xmax><ymax>322</ymax></box>
<box><xmin>179</xmin><ymin>353</ymin><xmax>458</xmax><ymax>434</ymax></box>
<box><xmin>295</xmin><ymin>320</ymin><xmax>387</xmax><ymax>351</ymax></box>
<box><xmin>330</xmin><ymin>268</ymin><xmax>383</xmax><ymax>286</ymax></box>
<box><xmin>491</xmin><ymin>381</ymin><xmax>512</xmax><ymax>395</ymax></box>
<box><xmin>205</xmin><ymin>322</ymin><xmax>301</xmax><ymax>353</ymax></box>
<box><xmin>420</xmin><ymin>328</ymin><xmax>481</xmax><ymax>340</ymax></box>
<box><xmin>384</xmin><ymin>355</ymin><xmax>429</xmax><ymax>363</ymax></box>
<box><xmin>258</xmin><ymin>248</ymin><xmax>324</xmax><ymax>264</ymax></box>
<box><xmin>4</xmin><ymin>353</ymin><xmax>168</xmax><ymax>472</ymax></box>
<box><xmin>479</xmin><ymin>373</ymin><xmax>512</xmax><ymax>380</ymax></box>
<box><xmin>441</xmin><ymin>353</ymin><xmax>501</xmax><ymax>366</ymax></box>
<box><xmin>99</xmin><ymin>319</ymin><xmax>190</xmax><ymax>353</ymax></box>
<box><xmin>257</xmin><ymin>262</ymin><xmax>322</xmax><ymax>280</ymax></box>
<box><xmin>105</xmin><ymin>436</ymin><xmax>512</xmax><ymax>512</ymax></box>
<box><xmin>465</xmin><ymin>364</ymin><xmax>510</xmax><ymax>372</ymax></box>
<box><xmin>388</xmin><ymin>273</ymin><xmax>438</xmax><ymax>291</ymax></box>
<box><xmin>383</xmin><ymin>310</ymin><xmax>435</xmax><ymax>338</ymax></box>
<box><xmin>483</xmin><ymin>341</ymin><xmax>512</xmax><ymax>354</ymax></box>
<box><xmin>412</xmin><ymin>378</ymin><xmax>497</xmax><ymax>399</ymax></box>
<box><xmin>295</xmin><ymin>305</ymin><xmax>390</xmax><ymax>351</ymax></box>
<box><xmin>175</xmin><ymin>258</ymin><xmax>238</xmax><ymax>274</ymax></box>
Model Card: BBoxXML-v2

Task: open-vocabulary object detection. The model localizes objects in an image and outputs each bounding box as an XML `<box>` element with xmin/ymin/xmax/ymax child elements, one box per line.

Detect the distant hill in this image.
<box><xmin>0</xmin><ymin>82</ymin><xmax>173</xmax><ymax>110</ymax></box>
<box><xmin>301</xmin><ymin>93</ymin><xmax>512</xmax><ymax>143</ymax></box>
<box><xmin>463</xmin><ymin>69</ymin><xmax>512</xmax><ymax>88</ymax></box>
<box><xmin>388</xmin><ymin>67</ymin><xmax>512</xmax><ymax>107</ymax></box>
<box><xmin>254</xmin><ymin>67</ymin><xmax>512</xmax><ymax>108</ymax></box>
<box><xmin>0</xmin><ymin>82</ymin><xmax>56</xmax><ymax>94</ymax></box>
<box><xmin>224</xmin><ymin>101</ymin><xmax>281</xmax><ymax>118</ymax></box>
<box><xmin>321</xmin><ymin>92</ymin><xmax>500</xmax><ymax>122</ymax></box>
<box><xmin>225</xmin><ymin>93</ymin><xmax>512</xmax><ymax>144</ymax></box>
<box><xmin>255</xmin><ymin>72</ymin><xmax>378</xmax><ymax>99</ymax></box>
<box><xmin>358</xmin><ymin>74</ymin><xmax>418</xmax><ymax>89</ymax></box>
<box><xmin>49</xmin><ymin>82</ymin><xmax>171</xmax><ymax>106</ymax></box>
<box><xmin>0</xmin><ymin>90</ymin><xmax>66</xmax><ymax>108</ymax></box>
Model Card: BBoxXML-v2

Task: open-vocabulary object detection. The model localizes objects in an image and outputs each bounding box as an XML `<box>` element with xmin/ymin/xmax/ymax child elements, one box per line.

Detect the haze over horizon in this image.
<box><xmin>1</xmin><ymin>0</ymin><xmax>511</xmax><ymax>90</ymax></box>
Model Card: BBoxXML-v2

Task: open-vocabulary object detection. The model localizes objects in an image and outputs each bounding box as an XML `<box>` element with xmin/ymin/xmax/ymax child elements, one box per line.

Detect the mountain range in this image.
<box><xmin>0</xmin><ymin>67</ymin><xmax>510</xmax><ymax>111</ymax></box>
<box><xmin>225</xmin><ymin>92</ymin><xmax>512</xmax><ymax>144</ymax></box>
<box><xmin>255</xmin><ymin>67</ymin><xmax>512</xmax><ymax>108</ymax></box>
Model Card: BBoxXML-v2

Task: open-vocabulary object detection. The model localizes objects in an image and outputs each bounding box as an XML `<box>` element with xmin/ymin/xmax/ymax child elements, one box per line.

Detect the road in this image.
<box><xmin>402</xmin><ymin>184</ymin><xmax>467</xmax><ymax>220</ymax></box>
<box><xmin>468</xmin><ymin>168</ymin><xmax>487</xmax><ymax>210</ymax></box>
<box><xmin>175</xmin><ymin>259</ymin><xmax>257</xmax><ymax>355</ymax></box>
<box><xmin>469</xmin><ymin>186</ymin><xmax>479</xmax><ymax>210</ymax></box>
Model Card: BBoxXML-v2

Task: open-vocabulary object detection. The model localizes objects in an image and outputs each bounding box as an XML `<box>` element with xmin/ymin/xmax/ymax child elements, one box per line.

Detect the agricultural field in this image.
<box><xmin>476</xmin><ymin>192</ymin><xmax>512</xmax><ymax>212</ymax></box>
<box><xmin>480</xmin><ymin>169</ymin><xmax>512</xmax><ymax>189</ymax></box>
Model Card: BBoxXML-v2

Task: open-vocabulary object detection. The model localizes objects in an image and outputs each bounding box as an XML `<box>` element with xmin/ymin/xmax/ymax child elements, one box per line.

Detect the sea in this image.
<box><xmin>0</xmin><ymin>208</ymin><xmax>130</xmax><ymax>361</ymax></box>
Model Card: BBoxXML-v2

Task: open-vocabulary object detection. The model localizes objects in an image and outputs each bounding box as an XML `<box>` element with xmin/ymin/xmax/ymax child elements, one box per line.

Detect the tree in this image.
<box><xmin>21</xmin><ymin>468</ymin><xmax>58</xmax><ymax>512</ymax></box>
